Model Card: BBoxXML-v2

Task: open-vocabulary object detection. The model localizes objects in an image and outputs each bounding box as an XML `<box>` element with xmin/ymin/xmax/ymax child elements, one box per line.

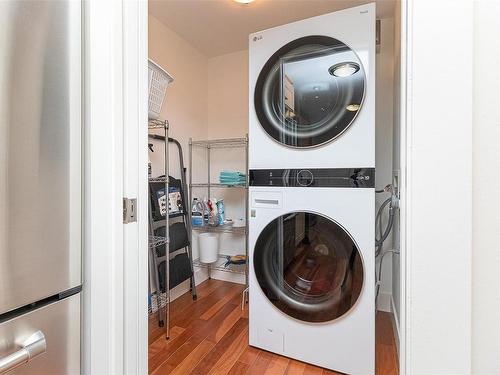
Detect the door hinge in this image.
<box><xmin>123</xmin><ymin>198</ymin><xmax>137</xmax><ymax>224</ymax></box>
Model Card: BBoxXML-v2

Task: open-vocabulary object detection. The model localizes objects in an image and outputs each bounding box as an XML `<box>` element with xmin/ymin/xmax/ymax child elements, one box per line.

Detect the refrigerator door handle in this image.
<box><xmin>0</xmin><ymin>331</ymin><xmax>46</xmax><ymax>374</ymax></box>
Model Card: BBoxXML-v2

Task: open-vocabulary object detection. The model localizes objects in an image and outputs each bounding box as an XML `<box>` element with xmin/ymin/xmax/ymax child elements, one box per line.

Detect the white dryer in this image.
<box><xmin>249</xmin><ymin>3</ymin><xmax>375</xmax><ymax>169</ymax></box>
<box><xmin>248</xmin><ymin>168</ymin><xmax>375</xmax><ymax>374</ymax></box>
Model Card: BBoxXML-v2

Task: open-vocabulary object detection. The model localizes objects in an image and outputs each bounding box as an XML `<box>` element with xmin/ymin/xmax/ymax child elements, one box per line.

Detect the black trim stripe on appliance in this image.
<box><xmin>249</xmin><ymin>168</ymin><xmax>375</xmax><ymax>188</ymax></box>
<box><xmin>0</xmin><ymin>285</ymin><xmax>82</xmax><ymax>324</ymax></box>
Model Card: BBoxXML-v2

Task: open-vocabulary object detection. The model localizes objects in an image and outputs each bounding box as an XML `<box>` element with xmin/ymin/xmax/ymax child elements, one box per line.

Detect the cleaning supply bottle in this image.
<box><xmin>191</xmin><ymin>198</ymin><xmax>203</xmax><ymax>227</ymax></box>
<box><xmin>202</xmin><ymin>197</ymin><xmax>210</xmax><ymax>225</ymax></box>
<box><xmin>217</xmin><ymin>199</ymin><xmax>225</xmax><ymax>225</ymax></box>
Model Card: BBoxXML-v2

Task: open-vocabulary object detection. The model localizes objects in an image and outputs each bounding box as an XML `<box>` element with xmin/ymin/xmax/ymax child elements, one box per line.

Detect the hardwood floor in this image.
<box><xmin>149</xmin><ymin>280</ymin><xmax>399</xmax><ymax>374</ymax></box>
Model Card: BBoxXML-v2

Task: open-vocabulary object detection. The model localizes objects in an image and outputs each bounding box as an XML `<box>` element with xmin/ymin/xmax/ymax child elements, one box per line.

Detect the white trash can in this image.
<box><xmin>198</xmin><ymin>233</ymin><xmax>219</xmax><ymax>263</ymax></box>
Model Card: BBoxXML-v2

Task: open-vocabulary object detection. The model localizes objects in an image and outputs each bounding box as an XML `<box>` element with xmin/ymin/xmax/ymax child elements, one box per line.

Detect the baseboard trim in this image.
<box><xmin>169</xmin><ymin>267</ymin><xmax>246</xmax><ymax>302</ymax></box>
<box><xmin>377</xmin><ymin>291</ymin><xmax>392</xmax><ymax>312</ymax></box>
<box><xmin>391</xmin><ymin>295</ymin><xmax>400</xmax><ymax>356</ymax></box>
<box><xmin>209</xmin><ymin>269</ymin><xmax>246</xmax><ymax>285</ymax></box>
<box><xmin>170</xmin><ymin>267</ymin><xmax>208</xmax><ymax>302</ymax></box>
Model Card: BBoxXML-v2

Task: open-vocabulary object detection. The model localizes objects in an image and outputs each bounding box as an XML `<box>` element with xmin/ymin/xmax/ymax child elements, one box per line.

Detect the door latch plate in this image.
<box><xmin>123</xmin><ymin>198</ymin><xmax>137</xmax><ymax>223</ymax></box>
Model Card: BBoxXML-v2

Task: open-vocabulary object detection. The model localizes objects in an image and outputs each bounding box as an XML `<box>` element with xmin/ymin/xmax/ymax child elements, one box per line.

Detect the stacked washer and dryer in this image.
<box><xmin>248</xmin><ymin>3</ymin><xmax>376</xmax><ymax>374</ymax></box>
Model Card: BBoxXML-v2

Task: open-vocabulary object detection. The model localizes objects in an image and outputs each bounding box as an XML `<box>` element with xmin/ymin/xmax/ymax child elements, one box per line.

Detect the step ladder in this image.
<box><xmin>148</xmin><ymin>120</ymin><xmax>197</xmax><ymax>340</ymax></box>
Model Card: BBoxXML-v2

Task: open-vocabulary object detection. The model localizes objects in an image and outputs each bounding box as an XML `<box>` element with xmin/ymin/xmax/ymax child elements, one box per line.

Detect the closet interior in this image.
<box><xmin>146</xmin><ymin>1</ymin><xmax>401</xmax><ymax>374</ymax></box>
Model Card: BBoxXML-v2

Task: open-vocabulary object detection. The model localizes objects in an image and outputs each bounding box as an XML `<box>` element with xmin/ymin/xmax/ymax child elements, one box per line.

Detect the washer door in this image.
<box><xmin>254</xmin><ymin>36</ymin><xmax>365</xmax><ymax>148</ymax></box>
<box><xmin>253</xmin><ymin>211</ymin><xmax>364</xmax><ymax>323</ymax></box>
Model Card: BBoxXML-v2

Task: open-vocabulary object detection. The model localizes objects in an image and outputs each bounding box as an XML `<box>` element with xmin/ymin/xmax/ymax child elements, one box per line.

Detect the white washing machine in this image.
<box><xmin>249</xmin><ymin>3</ymin><xmax>375</xmax><ymax>169</ymax></box>
<box><xmin>248</xmin><ymin>168</ymin><xmax>375</xmax><ymax>374</ymax></box>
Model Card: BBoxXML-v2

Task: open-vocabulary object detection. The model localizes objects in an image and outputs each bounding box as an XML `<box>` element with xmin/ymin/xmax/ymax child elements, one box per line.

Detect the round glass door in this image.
<box><xmin>253</xmin><ymin>212</ymin><xmax>364</xmax><ymax>323</ymax></box>
<box><xmin>254</xmin><ymin>36</ymin><xmax>365</xmax><ymax>148</ymax></box>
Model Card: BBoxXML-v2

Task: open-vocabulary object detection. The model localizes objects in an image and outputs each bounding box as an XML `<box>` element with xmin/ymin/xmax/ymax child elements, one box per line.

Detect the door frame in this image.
<box><xmin>83</xmin><ymin>1</ymin><xmax>148</xmax><ymax>374</ymax></box>
<box><xmin>83</xmin><ymin>1</ymin><xmax>124</xmax><ymax>373</ymax></box>
<box><xmin>122</xmin><ymin>1</ymin><xmax>149</xmax><ymax>373</ymax></box>
<box><xmin>84</xmin><ymin>1</ymin><xmax>475</xmax><ymax>374</ymax></box>
<box><xmin>398</xmin><ymin>1</ymin><xmax>408</xmax><ymax>372</ymax></box>
<box><xmin>402</xmin><ymin>0</ymin><xmax>473</xmax><ymax>373</ymax></box>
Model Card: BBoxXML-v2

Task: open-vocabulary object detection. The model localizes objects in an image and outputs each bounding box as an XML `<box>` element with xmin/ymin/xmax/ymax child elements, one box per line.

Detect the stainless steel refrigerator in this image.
<box><xmin>0</xmin><ymin>1</ymin><xmax>82</xmax><ymax>374</ymax></box>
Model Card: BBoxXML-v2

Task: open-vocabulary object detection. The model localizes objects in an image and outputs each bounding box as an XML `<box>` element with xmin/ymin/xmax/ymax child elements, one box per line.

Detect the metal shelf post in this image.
<box><xmin>164</xmin><ymin>121</ymin><xmax>170</xmax><ymax>339</ymax></box>
<box><xmin>147</xmin><ymin>119</ymin><xmax>171</xmax><ymax>339</ymax></box>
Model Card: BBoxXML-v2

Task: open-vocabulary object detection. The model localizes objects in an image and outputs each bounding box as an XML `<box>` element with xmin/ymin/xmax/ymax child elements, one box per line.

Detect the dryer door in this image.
<box><xmin>253</xmin><ymin>211</ymin><xmax>364</xmax><ymax>323</ymax></box>
<box><xmin>254</xmin><ymin>36</ymin><xmax>365</xmax><ymax>148</ymax></box>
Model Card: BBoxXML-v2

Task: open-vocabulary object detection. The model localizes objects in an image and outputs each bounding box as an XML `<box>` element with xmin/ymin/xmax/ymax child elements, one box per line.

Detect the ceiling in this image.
<box><xmin>149</xmin><ymin>0</ymin><xmax>396</xmax><ymax>58</ymax></box>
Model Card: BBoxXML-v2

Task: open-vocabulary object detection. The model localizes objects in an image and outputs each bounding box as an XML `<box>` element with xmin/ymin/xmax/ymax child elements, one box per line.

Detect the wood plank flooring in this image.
<box><xmin>149</xmin><ymin>280</ymin><xmax>398</xmax><ymax>374</ymax></box>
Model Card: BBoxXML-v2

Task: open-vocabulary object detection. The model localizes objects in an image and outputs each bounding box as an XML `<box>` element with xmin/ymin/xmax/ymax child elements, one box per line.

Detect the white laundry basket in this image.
<box><xmin>148</xmin><ymin>59</ymin><xmax>173</xmax><ymax>120</ymax></box>
<box><xmin>198</xmin><ymin>233</ymin><xmax>219</xmax><ymax>264</ymax></box>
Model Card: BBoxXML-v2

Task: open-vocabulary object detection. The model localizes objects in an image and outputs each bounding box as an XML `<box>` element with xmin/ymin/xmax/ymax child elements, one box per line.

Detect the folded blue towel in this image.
<box><xmin>219</xmin><ymin>176</ymin><xmax>246</xmax><ymax>180</ymax></box>
<box><xmin>219</xmin><ymin>171</ymin><xmax>246</xmax><ymax>185</ymax></box>
<box><xmin>219</xmin><ymin>181</ymin><xmax>246</xmax><ymax>186</ymax></box>
<box><xmin>220</xmin><ymin>171</ymin><xmax>246</xmax><ymax>178</ymax></box>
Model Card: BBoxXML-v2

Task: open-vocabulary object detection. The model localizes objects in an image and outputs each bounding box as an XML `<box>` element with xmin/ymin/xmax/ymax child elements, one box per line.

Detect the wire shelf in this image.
<box><xmin>192</xmin><ymin>224</ymin><xmax>246</xmax><ymax>235</ymax></box>
<box><xmin>149</xmin><ymin>235</ymin><xmax>168</xmax><ymax>248</ymax></box>
<box><xmin>190</xmin><ymin>183</ymin><xmax>247</xmax><ymax>189</ymax></box>
<box><xmin>191</xmin><ymin>138</ymin><xmax>247</xmax><ymax>149</ymax></box>
<box><xmin>148</xmin><ymin>119</ymin><xmax>168</xmax><ymax>130</ymax></box>
<box><xmin>193</xmin><ymin>254</ymin><xmax>246</xmax><ymax>275</ymax></box>
<box><xmin>189</xmin><ymin>135</ymin><xmax>249</xmax><ymax>299</ymax></box>
<box><xmin>148</xmin><ymin>292</ymin><xmax>169</xmax><ymax>315</ymax></box>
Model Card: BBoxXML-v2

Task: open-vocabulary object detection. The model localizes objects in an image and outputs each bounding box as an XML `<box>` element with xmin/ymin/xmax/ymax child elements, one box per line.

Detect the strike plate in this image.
<box><xmin>123</xmin><ymin>198</ymin><xmax>137</xmax><ymax>223</ymax></box>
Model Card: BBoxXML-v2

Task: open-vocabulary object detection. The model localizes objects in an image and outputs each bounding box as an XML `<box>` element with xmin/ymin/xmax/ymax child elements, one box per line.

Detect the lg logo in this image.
<box><xmin>253</xmin><ymin>35</ymin><xmax>263</xmax><ymax>42</ymax></box>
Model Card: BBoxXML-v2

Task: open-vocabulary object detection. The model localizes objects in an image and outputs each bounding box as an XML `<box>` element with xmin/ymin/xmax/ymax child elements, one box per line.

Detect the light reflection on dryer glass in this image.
<box><xmin>255</xmin><ymin>36</ymin><xmax>365</xmax><ymax>148</ymax></box>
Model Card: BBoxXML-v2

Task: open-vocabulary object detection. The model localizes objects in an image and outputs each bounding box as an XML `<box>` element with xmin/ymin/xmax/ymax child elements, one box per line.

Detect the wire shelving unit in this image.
<box><xmin>189</xmin><ymin>136</ymin><xmax>249</xmax><ymax>307</ymax></box>
<box><xmin>193</xmin><ymin>255</ymin><xmax>246</xmax><ymax>275</ymax></box>
<box><xmin>148</xmin><ymin>119</ymin><xmax>171</xmax><ymax>338</ymax></box>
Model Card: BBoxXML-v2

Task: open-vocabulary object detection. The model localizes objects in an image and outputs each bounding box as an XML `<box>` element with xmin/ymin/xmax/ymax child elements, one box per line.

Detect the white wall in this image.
<box><xmin>207</xmin><ymin>50</ymin><xmax>249</xmax><ymax>138</ymax></box>
<box><xmin>472</xmin><ymin>1</ymin><xmax>500</xmax><ymax>373</ymax></box>
<box><xmin>148</xmin><ymin>16</ymin><xmax>209</xmax><ymax>287</ymax></box>
<box><xmin>406</xmin><ymin>0</ymin><xmax>473</xmax><ymax>373</ymax></box>
<box><xmin>205</xmin><ymin>50</ymin><xmax>249</xmax><ymax>284</ymax></box>
<box><xmin>148</xmin><ymin>15</ymin><xmax>208</xmax><ymax>179</ymax></box>
<box><xmin>375</xmin><ymin>17</ymin><xmax>395</xmax><ymax>312</ymax></box>
<box><xmin>391</xmin><ymin>0</ymin><xmax>402</xmax><ymax>336</ymax></box>
<box><xmin>206</xmin><ymin>50</ymin><xmax>248</xmax><ymax>231</ymax></box>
